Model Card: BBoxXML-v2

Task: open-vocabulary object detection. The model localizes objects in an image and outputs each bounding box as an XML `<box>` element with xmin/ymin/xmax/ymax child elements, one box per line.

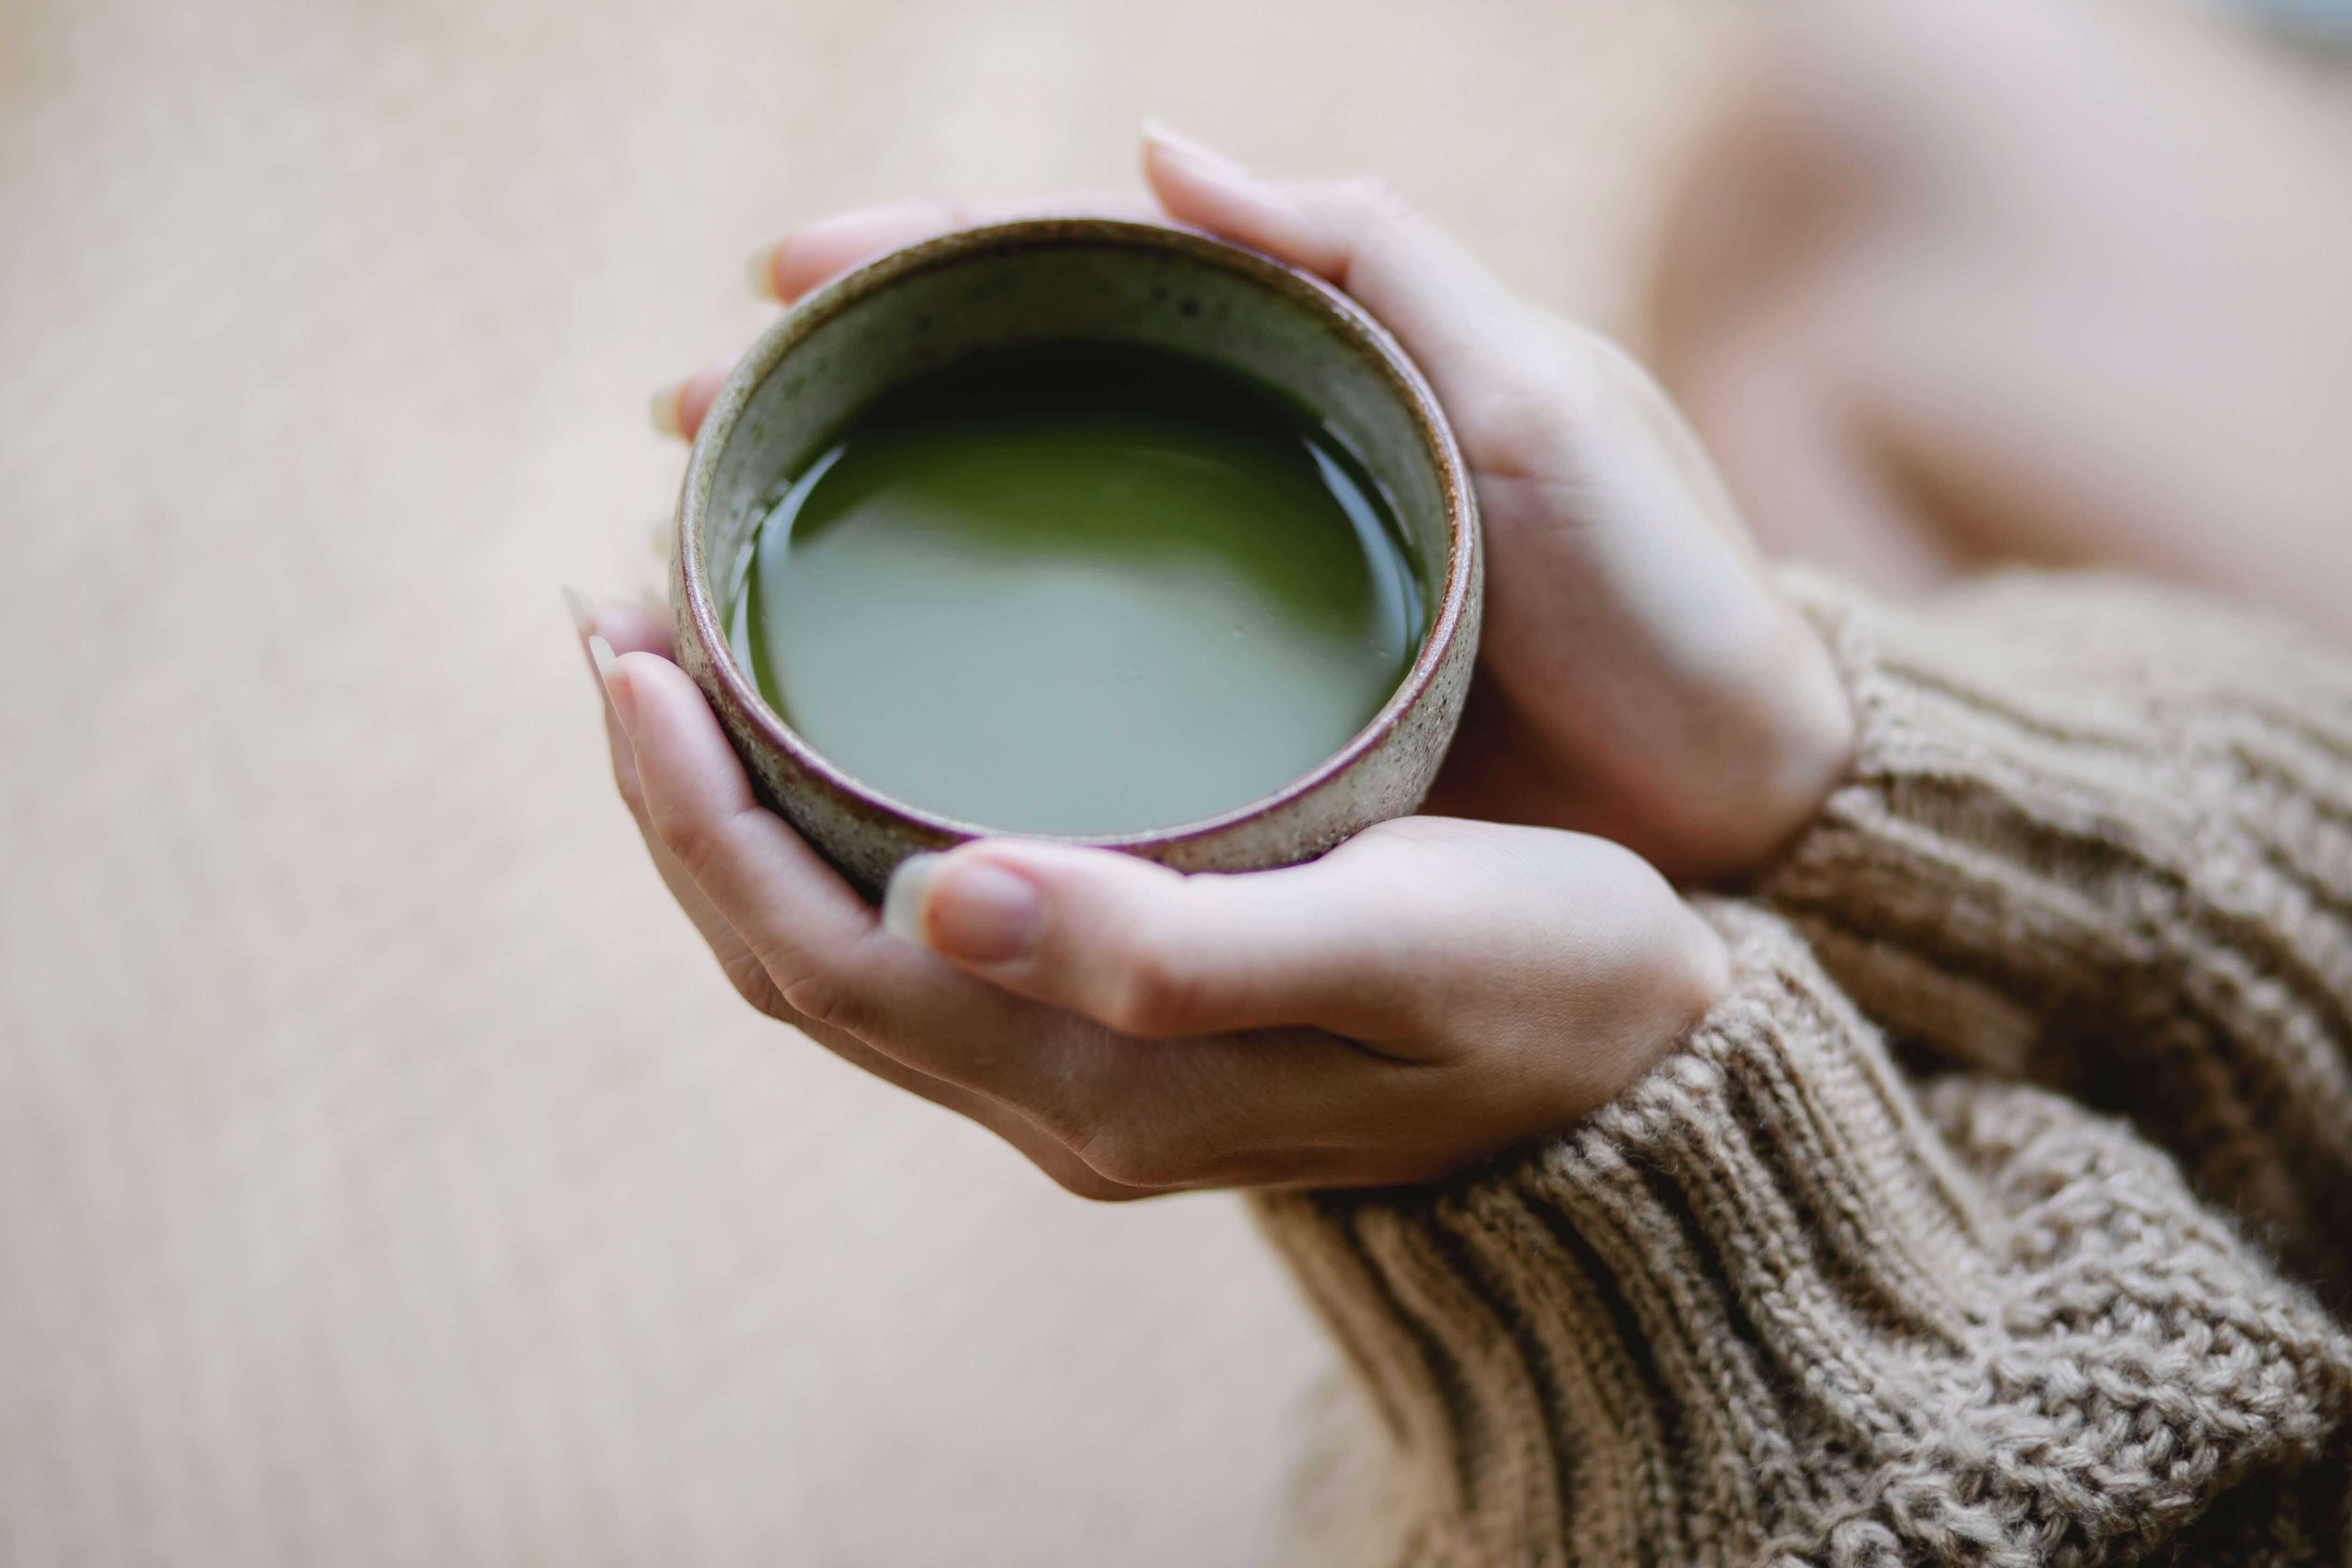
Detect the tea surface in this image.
<box><xmin>730</xmin><ymin>342</ymin><xmax>1425</xmax><ymax>835</ymax></box>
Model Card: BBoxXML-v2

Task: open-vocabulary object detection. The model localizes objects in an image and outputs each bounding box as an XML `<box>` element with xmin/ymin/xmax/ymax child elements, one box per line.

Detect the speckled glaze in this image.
<box><xmin>672</xmin><ymin>218</ymin><xmax>1481</xmax><ymax>899</ymax></box>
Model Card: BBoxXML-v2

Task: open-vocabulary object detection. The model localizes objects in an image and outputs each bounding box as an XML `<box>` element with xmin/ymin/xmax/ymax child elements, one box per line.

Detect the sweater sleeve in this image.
<box><xmin>1761</xmin><ymin>568</ymin><xmax>2352</xmax><ymax>1293</ymax></box>
<box><xmin>1253</xmin><ymin>905</ymin><xmax>2352</xmax><ymax>1568</ymax></box>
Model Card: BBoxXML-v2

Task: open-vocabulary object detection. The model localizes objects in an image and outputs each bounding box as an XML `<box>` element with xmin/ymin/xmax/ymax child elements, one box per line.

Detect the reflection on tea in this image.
<box><xmin>730</xmin><ymin>341</ymin><xmax>1425</xmax><ymax>835</ymax></box>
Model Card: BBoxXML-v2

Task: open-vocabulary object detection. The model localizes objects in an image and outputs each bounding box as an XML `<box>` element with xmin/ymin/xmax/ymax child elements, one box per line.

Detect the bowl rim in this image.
<box><xmin>674</xmin><ymin>215</ymin><xmax>1479</xmax><ymax>850</ymax></box>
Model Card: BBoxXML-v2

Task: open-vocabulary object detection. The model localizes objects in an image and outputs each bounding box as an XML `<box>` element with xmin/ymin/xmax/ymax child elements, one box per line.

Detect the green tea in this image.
<box><xmin>728</xmin><ymin>341</ymin><xmax>1426</xmax><ymax>835</ymax></box>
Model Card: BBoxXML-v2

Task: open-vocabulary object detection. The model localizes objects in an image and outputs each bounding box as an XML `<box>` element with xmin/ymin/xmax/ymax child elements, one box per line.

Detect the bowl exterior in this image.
<box><xmin>672</xmin><ymin>220</ymin><xmax>1481</xmax><ymax>901</ymax></box>
<box><xmin>671</xmin><ymin>549</ymin><xmax>1479</xmax><ymax>899</ymax></box>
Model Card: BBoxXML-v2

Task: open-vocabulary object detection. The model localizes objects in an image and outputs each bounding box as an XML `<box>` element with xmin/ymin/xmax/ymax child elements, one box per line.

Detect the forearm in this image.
<box><xmin>1253</xmin><ymin>903</ymin><xmax>2352</xmax><ymax>1566</ymax></box>
<box><xmin>1757</xmin><ymin>567</ymin><xmax>2352</xmax><ymax>1292</ymax></box>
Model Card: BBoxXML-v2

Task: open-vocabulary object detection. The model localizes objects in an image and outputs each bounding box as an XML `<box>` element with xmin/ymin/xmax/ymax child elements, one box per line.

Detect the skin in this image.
<box><xmin>1652</xmin><ymin>0</ymin><xmax>2352</xmax><ymax>629</ymax></box>
<box><xmin>579</xmin><ymin>128</ymin><xmax>1855</xmax><ymax>1198</ymax></box>
<box><xmin>593</xmin><ymin>0</ymin><xmax>2352</xmax><ymax>1198</ymax></box>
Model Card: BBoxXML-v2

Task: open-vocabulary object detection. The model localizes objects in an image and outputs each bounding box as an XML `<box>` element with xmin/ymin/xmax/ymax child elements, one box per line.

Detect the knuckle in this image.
<box><xmin>1464</xmin><ymin>351</ymin><xmax>1620</xmax><ymax>483</ymax></box>
<box><xmin>649</xmin><ymin>798</ymin><xmax>764</xmax><ymax>894</ymax></box>
<box><xmin>772</xmin><ymin>962</ymin><xmax>868</xmax><ymax>1039</ymax></box>
<box><xmin>717</xmin><ymin>948</ymin><xmax>793</xmax><ymax>1020</ymax></box>
<box><xmin>1044</xmin><ymin>1161</ymin><xmax>1152</xmax><ymax>1204</ymax></box>
<box><xmin>1334</xmin><ymin>173</ymin><xmax>1410</xmax><ymax>225</ymax></box>
<box><xmin>1043</xmin><ymin>1042</ymin><xmax>1251</xmax><ymax>1192</ymax></box>
<box><xmin>1477</xmin><ymin>371</ymin><xmax>1585</xmax><ymax>457</ymax></box>
<box><xmin>1021</xmin><ymin>1043</ymin><xmax>1120</xmax><ymax>1153</ymax></box>
<box><xmin>1073</xmin><ymin>1118</ymin><xmax>1208</xmax><ymax>1190</ymax></box>
<box><xmin>1104</xmin><ymin>943</ymin><xmax>1208</xmax><ymax>1037</ymax></box>
<box><xmin>736</xmin><ymin>929</ymin><xmax>880</xmax><ymax>1042</ymax></box>
<box><xmin>645</xmin><ymin>796</ymin><xmax>718</xmax><ymax>869</ymax></box>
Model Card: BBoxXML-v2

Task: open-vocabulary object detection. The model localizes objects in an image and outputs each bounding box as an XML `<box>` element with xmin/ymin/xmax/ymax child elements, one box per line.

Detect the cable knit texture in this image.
<box><xmin>1767</xmin><ymin>568</ymin><xmax>2352</xmax><ymax>1298</ymax></box>
<box><xmin>1255</xmin><ymin>571</ymin><xmax>2352</xmax><ymax>1566</ymax></box>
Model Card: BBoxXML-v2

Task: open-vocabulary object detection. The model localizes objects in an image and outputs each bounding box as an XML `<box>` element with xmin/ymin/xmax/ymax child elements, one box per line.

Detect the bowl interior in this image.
<box><xmin>694</xmin><ymin>225</ymin><xmax>1457</xmax><ymax>713</ymax></box>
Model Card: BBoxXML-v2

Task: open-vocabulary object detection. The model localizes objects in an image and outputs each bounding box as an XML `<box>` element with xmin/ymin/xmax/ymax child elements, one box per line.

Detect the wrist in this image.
<box><xmin>1629</xmin><ymin>605</ymin><xmax>1856</xmax><ymax>885</ymax></box>
<box><xmin>1713</xmin><ymin>607</ymin><xmax>1857</xmax><ymax>876</ymax></box>
<box><xmin>1567</xmin><ymin>874</ymin><xmax>1734</xmax><ymax>1125</ymax></box>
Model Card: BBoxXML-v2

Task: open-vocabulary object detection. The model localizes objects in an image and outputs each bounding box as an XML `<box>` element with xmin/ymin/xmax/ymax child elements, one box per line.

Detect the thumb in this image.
<box><xmin>879</xmin><ymin>819</ymin><xmax>1720</xmax><ymax>1051</ymax></box>
<box><xmin>1140</xmin><ymin>126</ymin><xmax>1734</xmax><ymax>550</ymax></box>
<box><xmin>1142</xmin><ymin>124</ymin><xmax>1541</xmax><ymax>420</ymax></box>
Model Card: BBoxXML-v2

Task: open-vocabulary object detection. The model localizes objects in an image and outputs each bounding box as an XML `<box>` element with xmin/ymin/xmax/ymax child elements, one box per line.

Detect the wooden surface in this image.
<box><xmin>0</xmin><ymin>1</ymin><xmax>1731</xmax><ymax>1561</ymax></box>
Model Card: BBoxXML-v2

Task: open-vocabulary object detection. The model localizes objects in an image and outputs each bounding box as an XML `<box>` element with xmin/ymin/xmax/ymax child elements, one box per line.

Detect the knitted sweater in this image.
<box><xmin>1256</xmin><ymin>570</ymin><xmax>2352</xmax><ymax>1567</ymax></box>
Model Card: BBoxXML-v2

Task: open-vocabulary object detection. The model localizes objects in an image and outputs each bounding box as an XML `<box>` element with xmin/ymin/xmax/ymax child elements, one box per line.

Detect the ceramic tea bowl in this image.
<box><xmin>671</xmin><ymin>217</ymin><xmax>1481</xmax><ymax>900</ymax></box>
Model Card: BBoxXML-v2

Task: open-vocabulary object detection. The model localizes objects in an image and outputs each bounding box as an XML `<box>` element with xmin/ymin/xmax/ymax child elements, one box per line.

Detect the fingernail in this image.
<box><xmin>588</xmin><ymin>634</ymin><xmax>638</xmax><ymax>737</ymax></box>
<box><xmin>745</xmin><ymin>239</ymin><xmax>786</xmax><ymax>301</ymax></box>
<box><xmin>1142</xmin><ymin>119</ymin><xmax>1251</xmax><ymax>179</ymax></box>
<box><xmin>931</xmin><ymin>860</ymin><xmax>1044</xmax><ymax>962</ymax></box>
<box><xmin>882</xmin><ymin>853</ymin><xmax>945</xmax><ymax>945</ymax></box>
<box><xmin>884</xmin><ymin>853</ymin><xmax>1043</xmax><ymax>963</ymax></box>
<box><xmin>648</xmin><ymin>381</ymin><xmax>686</xmax><ymax>439</ymax></box>
<box><xmin>562</xmin><ymin>584</ymin><xmax>596</xmax><ymax>637</ymax></box>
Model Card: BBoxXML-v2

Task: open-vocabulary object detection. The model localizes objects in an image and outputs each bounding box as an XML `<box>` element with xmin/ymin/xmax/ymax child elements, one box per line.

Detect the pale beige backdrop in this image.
<box><xmin>0</xmin><ymin>1</ymin><xmax>1733</xmax><ymax>1562</ymax></box>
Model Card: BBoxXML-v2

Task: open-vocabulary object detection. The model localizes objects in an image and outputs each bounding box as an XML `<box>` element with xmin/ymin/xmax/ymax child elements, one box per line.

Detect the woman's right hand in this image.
<box><xmin>656</xmin><ymin>129</ymin><xmax>1854</xmax><ymax>883</ymax></box>
<box><xmin>581</xmin><ymin>594</ymin><xmax>1729</xmax><ymax>1198</ymax></box>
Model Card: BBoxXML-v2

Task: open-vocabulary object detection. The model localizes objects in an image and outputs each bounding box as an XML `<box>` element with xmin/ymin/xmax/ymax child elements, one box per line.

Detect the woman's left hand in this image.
<box><xmin>660</xmin><ymin>129</ymin><xmax>1855</xmax><ymax>884</ymax></box>
<box><xmin>578</xmin><ymin>601</ymin><xmax>1725</xmax><ymax>1197</ymax></box>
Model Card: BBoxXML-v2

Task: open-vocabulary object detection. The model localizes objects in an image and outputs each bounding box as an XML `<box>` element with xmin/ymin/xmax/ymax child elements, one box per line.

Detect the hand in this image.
<box><xmin>574</xmin><ymin>599</ymin><xmax>1727</xmax><ymax>1197</ymax></box>
<box><xmin>587</xmin><ymin>129</ymin><xmax>1845</xmax><ymax>1196</ymax></box>
<box><xmin>658</xmin><ymin>127</ymin><xmax>1854</xmax><ymax>882</ymax></box>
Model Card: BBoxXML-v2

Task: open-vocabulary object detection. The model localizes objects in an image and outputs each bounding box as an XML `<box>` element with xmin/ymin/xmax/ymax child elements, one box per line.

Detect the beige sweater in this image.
<box><xmin>1256</xmin><ymin>570</ymin><xmax>2352</xmax><ymax>1566</ymax></box>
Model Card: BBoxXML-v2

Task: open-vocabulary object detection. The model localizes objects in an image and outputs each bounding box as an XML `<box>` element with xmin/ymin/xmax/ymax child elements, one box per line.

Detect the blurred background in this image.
<box><xmin>12</xmin><ymin>0</ymin><xmax>2352</xmax><ymax>1561</ymax></box>
<box><xmin>0</xmin><ymin>1</ymin><xmax>1736</xmax><ymax>1562</ymax></box>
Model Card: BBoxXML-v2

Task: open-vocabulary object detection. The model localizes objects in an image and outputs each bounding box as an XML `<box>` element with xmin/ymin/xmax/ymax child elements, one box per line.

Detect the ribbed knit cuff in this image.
<box><xmin>1763</xmin><ymin>567</ymin><xmax>2352</xmax><ymax>1292</ymax></box>
<box><xmin>1253</xmin><ymin>903</ymin><xmax>2352</xmax><ymax>1566</ymax></box>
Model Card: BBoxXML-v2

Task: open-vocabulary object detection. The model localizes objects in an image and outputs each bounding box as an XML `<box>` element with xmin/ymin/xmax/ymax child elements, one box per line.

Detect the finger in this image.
<box><xmin>570</xmin><ymin>593</ymin><xmax>673</xmax><ymax>661</ymax></box>
<box><xmin>1139</xmin><ymin>125</ymin><xmax>1757</xmax><ymax>551</ymax></box>
<box><xmin>649</xmin><ymin>351</ymin><xmax>741</xmax><ymax>445</ymax></box>
<box><xmin>565</xmin><ymin>589</ymin><xmax>666</xmax><ymax>811</ymax></box>
<box><xmin>573</xmin><ymin>600</ymin><xmax>895</xmax><ymax>1049</ymax></box>
<box><xmin>1141</xmin><ymin>131</ymin><xmax>1863</xmax><ymax>880</ymax></box>
<box><xmin>565</xmin><ymin>595</ymin><xmax>1148</xmax><ymax>1189</ymax></box>
<box><xmin>567</xmin><ymin>605</ymin><xmax>1153</xmax><ymax>1193</ymax></box>
<box><xmin>569</xmin><ymin>594</ymin><xmax>676</xmax><ymax>841</ymax></box>
<box><xmin>1141</xmin><ymin>126</ymin><xmax>1547</xmax><ymax>425</ymax></box>
<box><xmin>1140</xmin><ymin>131</ymin><xmax>1705</xmax><ymax>535</ymax></box>
<box><xmin>884</xmin><ymin>837</ymin><xmax>1357</xmax><ymax>1038</ymax></box>
<box><xmin>874</xmin><ymin>818</ymin><xmax>1728</xmax><ymax>1190</ymax></box>
<box><xmin>1143</xmin><ymin>126</ymin><xmax>1741</xmax><ymax>544</ymax></box>
<box><xmin>602</xmin><ymin>645</ymin><xmax>1129</xmax><ymax>1111</ymax></box>
<box><xmin>880</xmin><ymin>817</ymin><xmax>1719</xmax><ymax>1056</ymax></box>
<box><xmin>596</xmin><ymin>644</ymin><xmax>886</xmax><ymax>1019</ymax></box>
<box><xmin>748</xmin><ymin>191</ymin><xmax>1167</xmax><ymax>304</ymax></box>
<box><xmin>656</xmin><ymin>193</ymin><xmax>1168</xmax><ymax>445</ymax></box>
<box><xmin>588</xmin><ymin>650</ymin><xmax>1367</xmax><ymax>1188</ymax></box>
<box><xmin>569</xmin><ymin>594</ymin><xmax>777</xmax><ymax>999</ymax></box>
